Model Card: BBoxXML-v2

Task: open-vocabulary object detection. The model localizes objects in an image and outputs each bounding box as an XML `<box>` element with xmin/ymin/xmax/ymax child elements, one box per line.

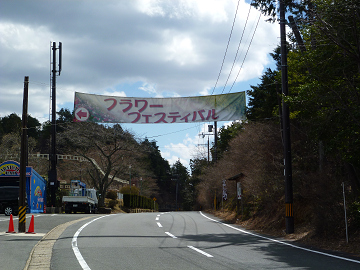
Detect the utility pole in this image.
<box><xmin>19</xmin><ymin>76</ymin><xmax>29</xmax><ymax>233</ymax></box>
<box><xmin>280</xmin><ymin>0</ymin><xmax>294</xmax><ymax>234</ymax></box>
<box><xmin>49</xmin><ymin>42</ymin><xmax>62</xmax><ymax>207</ymax></box>
<box><xmin>199</xmin><ymin>124</ymin><xmax>214</xmax><ymax>163</ymax></box>
<box><xmin>214</xmin><ymin>121</ymin><xmax>218</xmax><ymax>162</ymax></box>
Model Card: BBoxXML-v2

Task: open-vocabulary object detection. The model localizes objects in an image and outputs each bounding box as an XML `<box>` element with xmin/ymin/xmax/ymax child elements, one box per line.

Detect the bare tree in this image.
<box><xmin>59</xmin><ymin>122</ymin><xmax>143</xmax><ymax>207</ymax></box>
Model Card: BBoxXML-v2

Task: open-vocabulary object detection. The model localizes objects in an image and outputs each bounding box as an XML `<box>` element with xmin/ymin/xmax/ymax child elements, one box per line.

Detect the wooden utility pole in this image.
<box><xmin>280</xmin><ymin>0</ymin><xmax>294</xmax><ymax>234</ymax></box>
<box><xmin>19</xmin><ymin>76</ymin><xmax>29</xmax><ymax>232</ymax></box>
<box><xmin>214</xmin><ymin>121</ymin><xmax>218</xmax><ymax>162</ymax></box>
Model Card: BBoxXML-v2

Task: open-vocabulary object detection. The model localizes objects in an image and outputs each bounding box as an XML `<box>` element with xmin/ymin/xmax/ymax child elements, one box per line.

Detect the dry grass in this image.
<box><xmin>208</xmin><ymin>209</ymin><xmax>360</xmax><ymax>258</ymax></box>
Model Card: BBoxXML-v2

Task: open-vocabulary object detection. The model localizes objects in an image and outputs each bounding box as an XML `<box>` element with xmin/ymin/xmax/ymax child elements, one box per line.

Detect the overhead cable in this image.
<box><xmin>210</xmin><ymin>0</ymin><xmax>242</xmax><ymax>95</ymax></box>
<box><xmin>220</xmin><ymin>3</ymin><xmax>252</xmax><ymax>94</ymax></box>
<box><xmin>228</xmin><ymin>12</ymin><xmax>262</xmax><ymax>93</ymax></box>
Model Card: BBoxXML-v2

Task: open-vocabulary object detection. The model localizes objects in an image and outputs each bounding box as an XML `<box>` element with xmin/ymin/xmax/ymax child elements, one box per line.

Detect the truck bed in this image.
<box><xmin>62</xmin><ymin>196</ymin><xmax>96</xmax><ymax>205</ymax></box>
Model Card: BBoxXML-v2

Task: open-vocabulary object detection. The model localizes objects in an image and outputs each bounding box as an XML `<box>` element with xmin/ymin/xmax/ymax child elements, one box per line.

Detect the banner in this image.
<box><xmin>73</xmin><ymin>91</ymin><xmax>245</xmax><ymax>124</ymax></box>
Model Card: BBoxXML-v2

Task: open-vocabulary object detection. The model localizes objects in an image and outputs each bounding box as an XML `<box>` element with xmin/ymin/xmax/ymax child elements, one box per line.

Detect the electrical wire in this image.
<box><xmin>228</xmin><ymin>12</ymin><xmax>262</xmax><ymax>93</ymax></box>
<box><xmin>210</xmin><ymin>0</ymin><xmax>242</xmax><ymax>95</ymax></box>
<box><xmin>145</xmin><ymin>124</ymin><xmax>199</xmax><ymax>139</ymax></box>
<box><xmin>220</xmin><ymin>3</ymin><xmax>252</xmax><ymax>94</ymax></box>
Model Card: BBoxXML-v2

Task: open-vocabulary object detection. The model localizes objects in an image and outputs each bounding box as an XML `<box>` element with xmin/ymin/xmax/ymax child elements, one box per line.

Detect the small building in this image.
<box><xmin>0</xmin><ymin>160</ymin><xmax>47</xmax><ymax>213</ymax></box>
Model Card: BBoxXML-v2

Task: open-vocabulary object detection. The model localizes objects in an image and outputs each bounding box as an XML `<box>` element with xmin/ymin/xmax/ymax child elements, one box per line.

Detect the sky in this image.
<box><xmin>0</xmin><ymin>0</ymin><xmax>279</xmax><ymax>171</ymax></box>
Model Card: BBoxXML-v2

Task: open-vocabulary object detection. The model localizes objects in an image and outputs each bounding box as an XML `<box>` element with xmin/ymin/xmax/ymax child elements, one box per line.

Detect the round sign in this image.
<box><xmin>75</xmin><ymin>107</ymin><xmax>89</xmax><ymax>121</ymax></box>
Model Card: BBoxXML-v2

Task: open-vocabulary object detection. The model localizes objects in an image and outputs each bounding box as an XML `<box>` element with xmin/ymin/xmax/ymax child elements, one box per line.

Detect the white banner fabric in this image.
<box><xmin>73</xmin><ymin>91</ymin><xmax>245</xmax><ymax>124</ymax></box>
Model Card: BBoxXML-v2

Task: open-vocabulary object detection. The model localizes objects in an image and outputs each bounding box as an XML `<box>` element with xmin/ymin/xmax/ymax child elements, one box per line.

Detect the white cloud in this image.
<box><xmin>0</xmin><ymin>0</ymin><xmax>279</xmax><ymax>170</ymax></box>
<box><xmin>165</xmin><ymin>33</ymin><xmax>200</xmax><ymax>66</ymax></box>
<box><xmin>102</xmin><ymin>90</ymin><xmax>127</xmax><ymax>97</ymax></box>
<box><xmin>136</xmin><ymin>0</ymin><xmax>229</xmax><ymax>22</ymax></box>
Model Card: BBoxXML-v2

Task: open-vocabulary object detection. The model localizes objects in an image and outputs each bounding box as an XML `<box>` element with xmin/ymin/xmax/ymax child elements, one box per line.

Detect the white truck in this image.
<box><xmin>62</xmin><ymin>180</ymin><xmax>98</xmax><ymax>214</ymax></box>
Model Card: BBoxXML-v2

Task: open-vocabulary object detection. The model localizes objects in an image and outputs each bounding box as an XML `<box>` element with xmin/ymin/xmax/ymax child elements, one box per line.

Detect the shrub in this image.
<box><xmin>107</xmin><ymin>199</ymin><xmax>118</xmax><ymax>209</ymax></box>
<box><xmin>106</xmin><ymin>190</ymin><xmax>118</xmax><ymax>200</ymax></box>
<box><xmin>120</xmin><ymin>186</ymin><xmax>139</xmax><ymax>195</ymax></box>
<box><xmin>349</xmin><ymin>198</ymin><xmax>360</xmax><ymax>227</ymax></box>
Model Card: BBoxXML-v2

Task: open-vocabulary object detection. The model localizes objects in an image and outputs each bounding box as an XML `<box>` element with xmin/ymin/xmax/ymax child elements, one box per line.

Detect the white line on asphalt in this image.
<box><xmin>188</xmin><ymin>246</ymin><xmax>213</xmax><ymax>258</ymax></box>
<box><xmin>165</xmin><ymin>232</ymin><xmax>177</xmax><ymax>239</ymax></box>
<box><xmin>157</xmin><ymin>222</ymin><xmax>163</xmax><ymax>227</ymax></box>
<box><xmin>72</xmin><ymin>215</ymin><xmax>109</xmax><ymax>270</ymax></box>
<box><xmin>0</xmin><ymin>214</ymin><xmax>49</xmax><ymax>223</ymax></box>
<box><xmin>199</xmin><ymin>211</ymin><xmax>360</xmax><ymax>264</ymax></box>
<box><xmin>155</xmin><ymin>217</ymin><xmax>159</xmax><ymax>221</ymax></box>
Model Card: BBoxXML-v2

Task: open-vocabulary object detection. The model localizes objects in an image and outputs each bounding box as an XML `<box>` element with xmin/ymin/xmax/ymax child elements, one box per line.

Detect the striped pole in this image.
<box><xmin>18</xmin><ymin>206</ymin><xmax>27</xmax><ymax>232</ymax></box>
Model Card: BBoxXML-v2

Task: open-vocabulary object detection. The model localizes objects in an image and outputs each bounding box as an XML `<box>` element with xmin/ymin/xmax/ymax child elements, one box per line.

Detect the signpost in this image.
<box><xmin>153</xmin><ymin>197</ymin><xmax>156</xmax><ymax>210</ymax></box>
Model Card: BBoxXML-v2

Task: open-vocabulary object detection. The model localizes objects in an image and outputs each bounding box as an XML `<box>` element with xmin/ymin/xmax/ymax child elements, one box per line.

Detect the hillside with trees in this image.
<box><xmin>193</xmin><ymin>0</ymin><xmax>360</xmax><ymax>254</ymax></box>
<box><xmin>0</xmin><ymin>110</ymin><xmax>187</xmax><ymax>210</ymax></box>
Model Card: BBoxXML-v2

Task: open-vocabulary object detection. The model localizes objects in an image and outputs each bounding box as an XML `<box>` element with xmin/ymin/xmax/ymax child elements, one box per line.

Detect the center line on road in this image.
<box><xmin>188</xmin><ymin>246</ymin><xmax>213</xmax><ymax>258</ymax></box>
<box><xmin>157</xmin><ymin>222</ymin><xmax>163</xmax><ymax>227</ymax></box>
<box><xmin>155</xmin><ymin>217</ymin><xmax>159</xmax><ymax>221</ymax></box>
<box><xmin>165</xmin><ymin>232</ymin><xmax>177</xmax><ymax>238</ymax></box>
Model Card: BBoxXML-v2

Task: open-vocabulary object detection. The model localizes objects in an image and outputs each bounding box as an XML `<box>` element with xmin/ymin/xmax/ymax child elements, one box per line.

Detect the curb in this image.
<box><xmin>23</xmin><ymin>216</ymin><xmax>92</xmax><ymax>270</ymax></box>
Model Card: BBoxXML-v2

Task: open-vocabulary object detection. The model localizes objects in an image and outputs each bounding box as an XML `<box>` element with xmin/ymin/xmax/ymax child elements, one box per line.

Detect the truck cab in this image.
<box><xmin>62</xmin><ymin>180</ymin><xmax>98</xmax><ymax>214</ymax></box>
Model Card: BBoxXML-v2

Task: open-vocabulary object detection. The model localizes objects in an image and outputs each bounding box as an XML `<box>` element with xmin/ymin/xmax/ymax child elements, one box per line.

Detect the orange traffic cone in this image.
<box><xmin>6</xmin><ymin>214</ymin><xmax>16</xmax><ymax>233</ymax></box>
<box><xmin>26</xmin><ymin>215</ymin><xmax>35</xmax><ymax>234</ymax></box>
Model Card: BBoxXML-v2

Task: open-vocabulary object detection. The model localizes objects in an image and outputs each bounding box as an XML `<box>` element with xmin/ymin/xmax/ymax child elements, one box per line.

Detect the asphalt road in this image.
<box><xmin>50</xmin><ymin>212</ymin><xmax>360</xmax><ymax>270</ymax></box>
<box><xmin>0</xmin><ymin>213</ymin><xmax>95</xmax><ymax>270</ymax></box>
<box><xmin>1</xmin><ymin>212</ymin><xmax>360</xmax><ymax>270</ymax></box>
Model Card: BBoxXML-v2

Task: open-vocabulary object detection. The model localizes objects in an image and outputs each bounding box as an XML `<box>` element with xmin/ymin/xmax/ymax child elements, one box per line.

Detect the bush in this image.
<box><xmin>107</xmin><ymin>199</ymin><xmax>118</xmax><ymax>209</ymax></box>
<box><xmin>120</xmin><ymin>186</ymin><xmax>139</xmax><ymax>195</ymax></box>
<box><xmin>349</xmin><ymin>198</ymin><xmax>360</xmax><ymax>227</ymax></box>
<box><xmin>123</xmin><ymin>194</ymin><xmax>158</xmax><ymax>210</ymax></box>
<box><xmin>106</xmin><ymin>190</ymin><xmax>118</xmax><ymax>200</ymax></box>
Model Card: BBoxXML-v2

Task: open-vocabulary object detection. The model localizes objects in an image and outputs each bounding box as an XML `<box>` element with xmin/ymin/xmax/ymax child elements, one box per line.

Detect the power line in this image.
<box><xmin>220</xmin><ymin>3</ymin><xmax>253</xmax><ymax>94</ymax></box>
<box><xmin>228</xmin><ymin>12</ymin><xmax>262</xmax><ymax>93</ymax></box>
<box><xmin>143</xmin><ymin>123</ymin><xmax>202</xmax><ymax>139</ymax></box>
<box><xmin>211</xmin><ymin>0</ymin><xmax>241</xmax><ymax>95</ymax></box>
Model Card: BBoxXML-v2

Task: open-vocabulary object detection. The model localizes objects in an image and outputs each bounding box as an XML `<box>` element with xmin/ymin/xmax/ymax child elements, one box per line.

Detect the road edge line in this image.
<box><xmin>23</xmin><ymin>216</ymin><xmax>93</xmax><ymax>270</ymax></box>
<box><xmin>199</xmin><ymin>211</ymin><xmax>360</xmax><ymax>264</ymax></box>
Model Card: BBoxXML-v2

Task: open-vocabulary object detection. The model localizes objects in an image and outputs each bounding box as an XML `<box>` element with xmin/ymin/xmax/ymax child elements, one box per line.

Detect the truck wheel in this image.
<box><xmin>4</xmin><ymin>206</ymin><xmax>14</xmax><ymax>216</ymax></box>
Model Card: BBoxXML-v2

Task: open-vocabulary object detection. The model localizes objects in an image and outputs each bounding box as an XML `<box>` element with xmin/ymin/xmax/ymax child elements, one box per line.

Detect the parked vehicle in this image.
<box><xmin>62</xmin><ymin>180</ymin><xmax>98</xmax><ymax>214</ymax></box>
<box><xmin>0</xmin><ymin>161</ymin><xmax>46</xmax><ymax>214</ymax></box>
<box><xmin>0</xmin><ymin>186</ymin><xmax>19</xmax><ymax>216</ymax></box>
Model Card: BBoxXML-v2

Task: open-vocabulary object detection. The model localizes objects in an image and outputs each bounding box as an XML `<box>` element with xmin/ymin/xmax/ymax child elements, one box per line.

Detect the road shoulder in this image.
<box><xmin>24</xmin><ymin>216</ymin><xmax>92</xmax><ymax>270</ymax></box>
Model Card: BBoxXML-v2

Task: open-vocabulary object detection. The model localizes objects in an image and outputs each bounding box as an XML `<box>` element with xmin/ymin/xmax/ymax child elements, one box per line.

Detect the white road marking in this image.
<box><xmin>0</xmin><ymin>214</ymin><xmax>43</xmax><ymax>222</ymax></box>
<box><xmin>72</xmin><ymin>215</ymin><xmax>109</xmax><ymax>270</ymax></box>
<box><xmin>0</xmin><ymin>232</ymin><xmax>45</xmax><ymax>236</ymax></box>
<box><xmin>199</xmin><ymin>211</ymin><xmax>360</xmax><ymax>264</ymax></box>
<box><xmin>188</xmin><ymin>246</ymin><xmax>213</xmax><ymax>258</ymax></box>
<box><xmin>157</xmin><ymin>222</ymin><xmax>163</xmax><ymax>227</ymax></box>
<box><xmin>155</xmin><ymin>217</ymin><xmax>159</xmax><ymax>221</ymax></box>
<box><xmin>165</xmin><ymin>232</ymin><xmax>177</xmax><ymax>238</ymax></box>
